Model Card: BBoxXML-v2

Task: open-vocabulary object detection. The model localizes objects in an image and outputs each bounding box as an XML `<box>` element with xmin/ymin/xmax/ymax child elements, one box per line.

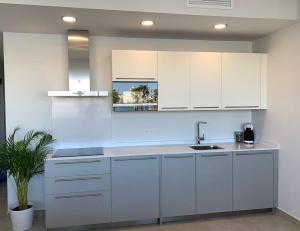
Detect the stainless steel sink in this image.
<box><xmin>190</xmin><ymin>145</ymin><xmax>223</xmax><ymax>151</ymax></box>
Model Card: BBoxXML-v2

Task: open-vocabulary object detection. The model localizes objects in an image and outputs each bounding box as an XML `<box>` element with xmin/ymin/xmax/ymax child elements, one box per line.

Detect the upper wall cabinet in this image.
<box><xmin>111</xmin><ymin>50</ymin><xmax>268</xmax><ymax>111</ymax></box>
<box><xmin>190</xmin><ymin>52</ymin><xmax>222</xmax><ymax>110</ymax></box>
<box><xmin>158</xmin><ymin>52</ymin><xmax>190</xmax><ymax>111</ymax></box>
<box><xmin>112</xmin><ymin>50</ymin><xmax>158</xmax><ymax>81</ymax></box>
<box><xmin>222</xmin><ymin>53</ymin><xmax>263</xmax><ymax>109</ymax></box>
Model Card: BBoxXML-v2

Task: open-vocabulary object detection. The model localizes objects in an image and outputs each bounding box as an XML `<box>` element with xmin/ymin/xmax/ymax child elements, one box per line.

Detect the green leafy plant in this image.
<box><xmin>0</xmin><ymin>128</ymin><xmax>54</xmax><ymax>210</ymax></box>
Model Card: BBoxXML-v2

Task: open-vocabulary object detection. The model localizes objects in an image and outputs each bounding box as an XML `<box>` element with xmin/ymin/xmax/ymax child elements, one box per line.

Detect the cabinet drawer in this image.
<box><xmin>45</xmin><ymin>174</ymin><xmax>111</xmax><ymax>195</ymax></box>
<box><xmin>45</xmin><ymin>157</ymin><xmax>110</xmax><ymax>177</ymax></box>
<box><xmin>46</xmin><ymin>190</ymin><xmax>111</xmax><ymax>228</ymax></box>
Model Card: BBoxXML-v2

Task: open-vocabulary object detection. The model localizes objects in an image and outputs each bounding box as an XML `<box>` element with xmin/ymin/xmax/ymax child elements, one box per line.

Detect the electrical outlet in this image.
<box><xmin>144</xmin><ymin>128</ymin><xmax>155</xmax><ymax>135</ymax></box>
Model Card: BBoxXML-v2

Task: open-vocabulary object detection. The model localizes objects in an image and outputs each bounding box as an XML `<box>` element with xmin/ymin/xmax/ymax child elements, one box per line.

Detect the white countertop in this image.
<box><xmin>103</xmin><ymin>143</ymin><xmax>279</xmax><ymax>158</ymax></box>
<box><xmin>47</xmin><ymin>143</ymin><xmax>279</xmax><ymax>160</ymax></box>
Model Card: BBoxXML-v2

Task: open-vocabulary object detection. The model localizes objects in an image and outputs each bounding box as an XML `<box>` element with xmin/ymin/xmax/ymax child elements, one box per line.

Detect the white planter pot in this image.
<box><xmin>9</xmin><ymin>203</ymin><xmax>34</xmax><ymax>231</ymax></box>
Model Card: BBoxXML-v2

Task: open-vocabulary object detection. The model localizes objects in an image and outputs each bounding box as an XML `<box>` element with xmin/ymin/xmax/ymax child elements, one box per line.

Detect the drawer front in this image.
<box><xmin>46</xmin><ymin>174</ymin><xmax>111</xmax><ymax>195</ymax></box>
<box><xmin>46</xmin><ymin>190</ymin><xmax>111</xmax><ymax>228</ymax></box>
<box><xmin>45</xmin><ymin>158</ymin><xmax>110</xmax><ymax>177</ymax></box>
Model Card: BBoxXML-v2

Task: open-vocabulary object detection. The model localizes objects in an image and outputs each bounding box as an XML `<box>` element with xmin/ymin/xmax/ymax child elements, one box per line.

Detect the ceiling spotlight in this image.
<box><xmin>140</xmin><ymin>20</ymin><xmax>155</xmax><ymax>27</ymax></box>
<box><xmin>214</xmin><ymin>24</ymin><xmax>228</xmax><ymax>30</ymax></box>
<box><xmin>62</xmin><ymin>16</ymin><xmax>77</xmax><ymax>23</ymax></box>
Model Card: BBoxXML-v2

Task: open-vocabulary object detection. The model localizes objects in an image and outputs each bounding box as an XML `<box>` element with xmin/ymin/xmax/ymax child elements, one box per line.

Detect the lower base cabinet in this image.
<box><xmin>45</xmin><ymin>157</ymin><xmax>112</xmax><ymax>229</ymax></box>
<box><xmin>45</xmin><ymin>150</ymin><xmax>277</xmax><ymax>228</ymax></box>
<box><xmin>46</xmin><ymin>190</ymin><xmax>111</xmax><ymax>228</ymax></box>
<box><xmin>111</xmin><ymin>156</ymin><xmax>160</xmax><ymax>222</ymax></box>
<box><xmin>196</xmin><ymin>152</ymin><xmax>233</xmax><ymax>214</ymax></box>
<box><xmin>161</xmin><ymin>154</ymin><xmax>196</xmax><ymax>217</ymax></box>
<box><xmin>233</xmin><ymin>151</ymin><xmax>274</xmax><ymax>211</ymax></box>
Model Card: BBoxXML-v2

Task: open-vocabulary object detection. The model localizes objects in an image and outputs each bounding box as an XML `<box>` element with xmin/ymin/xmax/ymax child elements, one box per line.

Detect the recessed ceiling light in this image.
<box><xmin>62</xmin><ymin>16</ymin><xmax>77</xmax><ymax>23</ymax></box>
<box><xmin>140</xmin><ymin>20</ymin><xmax>155</xmax><ymax>27</ymax></box>
<box><xmin>214</xmin><ymin>24</ymin><xmax>228</xmax><ymax>30</ymax></box>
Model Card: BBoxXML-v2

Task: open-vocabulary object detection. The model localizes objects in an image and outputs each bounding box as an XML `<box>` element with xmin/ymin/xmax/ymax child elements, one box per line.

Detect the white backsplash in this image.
<box><xmin>52</xmin><ymin>97</ymin><xmax>112</xmax><ymax>148</ymax></box>
<box><xmin>111</xmin><ymin>110</ymin><xmax>251</xmax><ymax>145</ymax></box>
<box><xmin>52</xmin><ymin>97</ymin><xmax>251</xmax><ymax>148</ymax></box>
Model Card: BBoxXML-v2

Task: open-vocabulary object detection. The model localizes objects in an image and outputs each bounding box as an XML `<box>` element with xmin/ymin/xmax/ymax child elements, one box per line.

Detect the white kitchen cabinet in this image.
<box><xmin>260</xmin><ymin>54</ymin><xmax>268</xmax><ymax>109</ymax></box>
<box><xmin>190</xmin><ymin>52</ymin><xmax>222</xmax><ymax>110</ymax></box>
<box><xmin>158</xmin><ymin>52</ymin><xmax>190</xmax><ymax>111</ymax></box>
<box><xmin>112</xmin><ymin>50</ymin><xmax>158</xmax><ymax>81</ymax></box>
<box><xmin>222</xmin><ymin>53</ymin><xmax>262</xmax><ymax>109</ymax></box>
<box><xmin>111</xmin><ymin>50</ymin><xmax>268</xmax><ymax>111</ymax></box>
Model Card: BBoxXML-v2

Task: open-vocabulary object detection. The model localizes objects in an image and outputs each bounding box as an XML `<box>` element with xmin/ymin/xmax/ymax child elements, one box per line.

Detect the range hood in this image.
<box><xmin>48</xmin><ymin>30</ymin><xmax>108</xmax><ymax>97</ymax></box>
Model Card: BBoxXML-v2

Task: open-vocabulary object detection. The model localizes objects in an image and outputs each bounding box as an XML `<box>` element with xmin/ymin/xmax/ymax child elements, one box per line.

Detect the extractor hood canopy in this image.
<box><xmin>48</xmin><ymin>30</ymin><xmax>108</xmax><ymax>97</ymax></box>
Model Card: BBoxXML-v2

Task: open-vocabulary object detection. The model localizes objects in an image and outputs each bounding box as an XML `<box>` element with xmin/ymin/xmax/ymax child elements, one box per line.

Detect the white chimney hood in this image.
<box><xmin>48</xmin><ymin>30</ymin><xmax>108</xmax><ymax>97</ymax></box>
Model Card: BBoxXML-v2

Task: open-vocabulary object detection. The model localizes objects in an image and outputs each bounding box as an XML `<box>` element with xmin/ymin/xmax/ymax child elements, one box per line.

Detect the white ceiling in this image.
<box><xmin>0</xmin><ymin>0</ymin><xmax>299</xmax><ymax>20</ymax></box>
<box><xmin>0</xmin><ymin>3</ymin><xmax>297</xmax><ymax>41</ymax></box>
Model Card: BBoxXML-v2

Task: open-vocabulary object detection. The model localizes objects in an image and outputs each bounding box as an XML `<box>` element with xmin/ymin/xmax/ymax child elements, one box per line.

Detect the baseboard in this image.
<box><xmin>277</xmin><ymin>208</ymin><xmax>300</xmax><ymax>223</ymax></box>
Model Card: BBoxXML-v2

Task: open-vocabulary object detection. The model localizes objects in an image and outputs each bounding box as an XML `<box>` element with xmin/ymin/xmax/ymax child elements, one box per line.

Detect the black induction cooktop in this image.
<box><xmin>52</xmin><ymin>147</ymin><xmax>104</xmax><ymax>158</ymax></box>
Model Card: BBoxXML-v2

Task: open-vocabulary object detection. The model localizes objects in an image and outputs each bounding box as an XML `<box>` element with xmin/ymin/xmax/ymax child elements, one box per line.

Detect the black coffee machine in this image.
<box><xmin>243</xmin><ymin>123</ymin><xmax>254</xmax><ymax>144</ymax></box>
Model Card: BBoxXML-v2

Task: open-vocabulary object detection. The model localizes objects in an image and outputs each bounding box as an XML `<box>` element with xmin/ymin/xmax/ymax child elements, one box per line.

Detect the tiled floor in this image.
<box><xmin>1</xmin><ymin>182</ymin><xmax>299</xmax><ymax>231</ymax></box>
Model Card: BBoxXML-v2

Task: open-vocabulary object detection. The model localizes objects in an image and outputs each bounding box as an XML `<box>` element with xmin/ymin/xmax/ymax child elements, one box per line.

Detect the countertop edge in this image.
<box><xmin>46</xmin><ymin>143</ymin><xmax>279</xmax><ymax>160</ymax></box>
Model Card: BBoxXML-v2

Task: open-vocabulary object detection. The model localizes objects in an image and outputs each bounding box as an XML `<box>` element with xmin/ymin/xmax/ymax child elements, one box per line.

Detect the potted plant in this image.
<box><xmin>0</xmin><ymin>128</ymin><xmax>54</xmax><ymax>231</ymax></box>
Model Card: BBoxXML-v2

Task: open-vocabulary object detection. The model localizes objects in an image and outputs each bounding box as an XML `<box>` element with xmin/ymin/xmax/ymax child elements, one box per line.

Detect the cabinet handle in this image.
<box><xmin>165</xmin><ymin>155</ymin><xmax>194</xmax><ymax>159</ymax></box>
<box><xmin>55</xmin><ymin>193</ymin><xmax>102</xmax><ymax>200</ymax></box>
<box><xmin>201</xmin><ymin>154</ymin><xmax>229</xmax><ymax>157</ymax></box>
<box><xmin>224</xmin><ymin>106</ymin><xmax>259</xmax><ymax>109</ymax></box>
<box><xmin>193</xmin><ymin>107</ymin><xmax>219</xmax><ymax>109</ymax></box>
<box><xmin>160</xmin><ymin>107</ymin><xmax>188</xmax><ymax>110</ymax></box>
<box><xmin>72</xmin><ymin>92</ymin><xmax>85</xmax><ymax>95</ymax></box>
<box><xmin>54</xmin><ymin>160</ymin><xmax>102</xmax><ymax>165</ymax></box>
<box><xmin>54</xmin><ymin>176</ymin><xmax>102</xmax><ymax>182</ymax></box>
<box><xmin>235</xmin><ymin>152</ymin><xmax>273</xmax><ymax>156</ymax></box>
<box><xmin>114</xmin><ymin>157</ymin><xmax>157</xmax><ymax>161</ymax></box>
<box><xmin>115</xmin><ymin>77</ymin><xmax>156</xmax><ymax>80</ymax></box>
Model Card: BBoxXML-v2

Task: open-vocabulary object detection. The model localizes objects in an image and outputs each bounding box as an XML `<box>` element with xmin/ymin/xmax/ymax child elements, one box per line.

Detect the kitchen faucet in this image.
<box><xmin>196</xmin><ymin>121</ymin><xmax>207</xmax><ymax>145</ymax></box>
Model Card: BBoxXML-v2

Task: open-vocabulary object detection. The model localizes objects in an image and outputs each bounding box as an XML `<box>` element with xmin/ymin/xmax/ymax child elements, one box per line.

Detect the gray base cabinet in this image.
<box><xmin>233</xmin><ymin>151</ymin><xmax>274</xmax><ymax>211</ymax></box>
<box><xmin>46</xmin><ymin>191</ymin><xmax>111</xmax><ymax>228</ymax></box>
<box><xmin>111</xmin><ymin>156</ymin><xmax>160</xmax><ymax>222</ymax></box>
<box><xmin>45</xmin><ymin>150</ymin><xmax>278</xmax><ymax>229</ymax></box>
<box><xmin>161</xmin><ymin>154</ymin><xmax>196</xmax><ymax>217</ymax></box>
<box><xmin>196</xmin><ymin>152</ymin><xmax>233</xmax><ymax>214</ymax></box>
<box><xmin>45</xmin><ymin>157</ymin><xmax>112</xmax><ymax>229</ymax></box>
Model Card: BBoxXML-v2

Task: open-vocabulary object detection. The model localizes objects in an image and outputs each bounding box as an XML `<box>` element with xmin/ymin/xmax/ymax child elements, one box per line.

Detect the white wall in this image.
<box><xmin>4</xmin><ymin>32</ymin><xmax>252</xmax><ymax>210</ymax></box>
<box><xmin>0</xmin><ymin>0</ymin><xmax>298</xmax><ymax>20</ymax></box>
<box><xmin>253</xmin><ymin>22</ymin><xmax>300</xmax><ymax>220</ymax></box>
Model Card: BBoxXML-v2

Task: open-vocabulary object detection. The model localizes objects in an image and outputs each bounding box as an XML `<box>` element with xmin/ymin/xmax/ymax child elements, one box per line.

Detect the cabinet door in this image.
<box><xmin>161</xmin><ymin>154</ymin><xmax>196</xmax><ymax>217</ymax></box>
<box><xmin>158</xmin><ymin>52</ymin><xmax>190</xmax><ymax>111</ymax></box>
<box><xmin>111</xmin><ymin>156</ymin><xmax>159</xmax><ymax>222</ymax></box>
<box><xmin>196</xmin><ymin>152</ymin><xmax>233</xmax><ymax>214</ymax></box>
<box><xmin>112</xmin><ymin>50</ymin><xmax>158</xmax><ymax>81</ymax></box>
<box><xmin>190</xmin><ymin>52</ymin><xmax>221</xmax><ymax>110</ymax></box>
<box><xmin>222</xmin><ymin>53</ymin><xmax>261</xmax><ymax>109</ymax></box>
<box><xmin>233</xmin><ymin>151</ymin><xmax>274</xmax><ymax>211</ymax></box>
